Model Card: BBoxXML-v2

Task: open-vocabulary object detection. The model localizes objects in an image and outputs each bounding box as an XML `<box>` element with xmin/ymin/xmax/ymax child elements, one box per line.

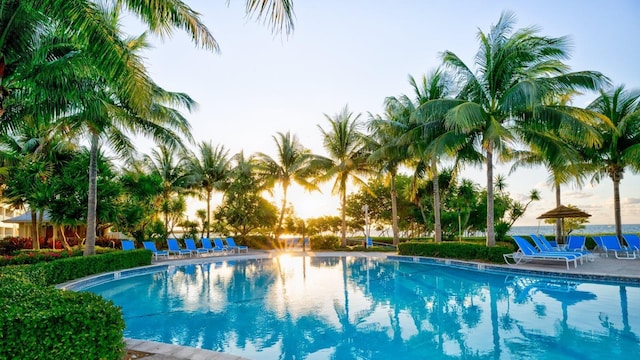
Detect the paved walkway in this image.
<box><xmin>123</xmin><ymin>250</ymin><xmax>640</xmax><ymax>359</ymax></box>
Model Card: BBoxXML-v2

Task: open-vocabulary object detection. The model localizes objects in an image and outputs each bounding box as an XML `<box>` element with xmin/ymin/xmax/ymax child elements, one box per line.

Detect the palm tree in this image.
<box><xmin>408</xmin><ymin>69</ymin><xmax>472</xmax><ymax>243</ymax></box>
<box><xmin>507</xmin><ymin>92</ymin><xmax>594</xmax><ymax>242</ymax></box>
<box><xmin>188</xmin><ymin>142</ymin><xmax>231</xmax><ymax>238</ymax></box>
<box><xmin>424</xmin><ymin>11</ymin><xmax>606</xmax><ymax>246</ymax></box>
<box><xmin>145</xmin><ymin>145</ymin><xmax>194</xmax><ymax>238</ymax></box>
<box><xmin>318</xmin><ymin>106</ymin><xmax>373</xmax><ymax>246</ymax></box>
<box><xmin>368</xmin><ymin>97</ymin><xmax>414</xmax><ymax>246</ymax></box>
<box><xmin>585</xmin><ymin>85</ymin><xmax>640</xmax><ymax>240</ymax></box>
<box><xmin>255</xmin><ymin>131</ymin><xmax>324</xmax><ymax>241</ymax></box>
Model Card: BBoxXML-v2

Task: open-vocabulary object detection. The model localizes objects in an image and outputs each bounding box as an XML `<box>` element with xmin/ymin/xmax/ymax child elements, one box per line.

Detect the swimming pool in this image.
<box><xmin>85</xmin><ymin>255</ymin><xmax>640</xmax><ymax>359</ymax></box>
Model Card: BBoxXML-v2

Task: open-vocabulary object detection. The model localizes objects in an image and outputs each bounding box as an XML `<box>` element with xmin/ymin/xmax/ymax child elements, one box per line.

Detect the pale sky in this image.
<box><xmin>125</xmin><ymin>0</ymin><xmax>640</xmax><ymax>226</ymax></box>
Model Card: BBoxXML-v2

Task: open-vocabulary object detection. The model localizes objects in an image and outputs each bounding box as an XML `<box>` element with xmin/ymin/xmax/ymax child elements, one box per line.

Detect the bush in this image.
<box><xmin>310</xmin><ymin>235</ymin><xmax>340</xmax><ymax>250</ymax></box>
<box><xmin>0</xmin><ymin>237</ymin><xmax>32</xmax><ymax>255</ymax></box>
<box><xmin>0</xmin><ymin>273</ymin><xmax>125</xmax><ymax>359</ymax></box>
<box><xmin>398</xmin><ymin>241</ymin><xmax>514</xmax><ymax>263</ymax></box>
<box><xmin>0</xmin><ymin>249</ymin><xmax>153</xmax><ymax>359</ymax></box>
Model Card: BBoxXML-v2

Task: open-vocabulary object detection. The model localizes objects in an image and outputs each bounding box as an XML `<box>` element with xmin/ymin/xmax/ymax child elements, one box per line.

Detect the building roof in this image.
<box><xmin>3</xmin><ymin>211</ymin><xmax>52</xmax><ymax>224</ymax></box>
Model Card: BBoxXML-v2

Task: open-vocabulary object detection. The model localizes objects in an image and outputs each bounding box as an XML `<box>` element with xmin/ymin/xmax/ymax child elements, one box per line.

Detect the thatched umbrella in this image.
<box><xmin>537</xmin><ymin>205</ymin><xmax>591</xmax><ymax>243</ymax></box>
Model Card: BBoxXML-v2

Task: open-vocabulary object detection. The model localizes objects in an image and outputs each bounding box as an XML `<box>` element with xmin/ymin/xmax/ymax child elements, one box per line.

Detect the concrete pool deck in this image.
<box><xmin>123</xmin><ymin>249</ymin><xmax>640</xmax><ymax>359</ymax></box>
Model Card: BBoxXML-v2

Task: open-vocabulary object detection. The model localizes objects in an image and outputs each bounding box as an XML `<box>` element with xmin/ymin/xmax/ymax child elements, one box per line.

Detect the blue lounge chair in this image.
<box><xmin>366</xmin><ymin>237</ymin><xmax>373</xmax><ymax>247</ymax></box>
<box><xmin>213</xmin><ymin>238</ymin><xmax>230</xmax><ymax>254</ymax></box>
<box><xmin>622</xmin><ymin>234</ymin><xmax>640</xmax><ymax>253</ymax></box>
<box><xmin>505</xmin><ymin>236</ymin><xmax>580</xmax><ymax>269</ymax></box>
<box><xmin>121</xmin><ymin>239</ymin><xmax>135</xmax><ymax>251</ymax></box>
<box><xmin>592</xmin><ymin>236</ymin><xmax>605</xmax><ymax>252</ymax></box>
<box><xmin>185</xmin><ymin>238</ymin><xmax>209</xmax><ymax>256</ymax></box>
<box><xmin>201</xmin><ymin>238</ymin><xmax>225</xmax><ymax>255</ymax></box>
<box><xmin>143</xmin><ymin>241</ymin><xmax>169</xmax><ymax>260</ymax></box>
<box><xmin>529</xmin><ymin>235</ymin><xmax>590</xmax><ymax>263</ymax></box>
<box><xmin>530</xmin><ymin>234</ymin><xmax>562</xmax><ymax>251</ymax></box>
<box><xmin>565</xmin><ymin>235</ymin><xmax>586</xmax><ymax>251</ymax></box>
<box><xmin>599</xmin><ymin>235</ymin><xmax>637</xmax><ymax>259</ymax></box>
<box><xmin>225</xmin><ymin>237</ymin><xmax>248</xmax><ymax>253</ymax></box>
<box><xmin>167</xmin><ymin>238</ymin><xmax>193</xmax><ymax>257</ymax></box>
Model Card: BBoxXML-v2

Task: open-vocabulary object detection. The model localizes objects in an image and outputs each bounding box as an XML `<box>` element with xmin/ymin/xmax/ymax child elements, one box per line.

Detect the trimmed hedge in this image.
<box><xmin>398</xmin><ymin>241</ymin><xmax>514</xmax><ymax>263</ymax></box>
<box><xmin>0</xmin><ymin>273</ymin><xmax>125</xmax><ymax>359</ymax></box>
<box><xmin>0</xmin><ymin>249</ymin><xmax>153</xmax><ymax>359</ymax></box>
<box><xmin>1</xmin><ymin>249</ymin><xmax>152</xmax><ymax>286</ymax></box>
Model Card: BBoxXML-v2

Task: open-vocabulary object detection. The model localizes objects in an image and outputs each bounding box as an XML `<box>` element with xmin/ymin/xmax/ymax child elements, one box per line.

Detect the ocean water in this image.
<box><xmin>509</xmin><ymin>224</ymin><xmax>640</xmax><ymax>235</ymax></box>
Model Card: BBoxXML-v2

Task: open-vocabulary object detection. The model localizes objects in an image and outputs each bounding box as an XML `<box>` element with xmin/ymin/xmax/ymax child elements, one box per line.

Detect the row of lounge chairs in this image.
<box><xmin>123</xmin><ymin>238</ymin><xmax>248</xmax><ymax>260</ymax></box>
<box><xmin>504</xmin><ymin>233</ymin><xmax>640</xmax><ymax>269</ymax></box>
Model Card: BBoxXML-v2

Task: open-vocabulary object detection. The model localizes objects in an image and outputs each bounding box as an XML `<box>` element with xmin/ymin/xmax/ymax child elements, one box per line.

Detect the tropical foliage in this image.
<box><xmin>3</xmin><ymin>7</ymin><xmax>638</xmax><ymax>252</ymax></box>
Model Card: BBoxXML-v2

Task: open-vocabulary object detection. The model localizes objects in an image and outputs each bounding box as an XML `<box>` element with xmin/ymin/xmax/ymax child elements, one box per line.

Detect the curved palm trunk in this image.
<box><xmin>612</xmin><ymin>175</ymin><xmax>622</xmax><ymax>240</ymax></box>
<box><xmin>390</xmin><ymin>172</ymin><xmax>399</xmax><ymax>246</ymax></box>
<box><xmin>276</xmin><ymin>185</ymin><xmax>289</xmax><ymax>241</ymax></box>
<box><xmin>486</xmin><ymin>145</ymin><xmax>495</xmax><ymax>247</ymax></box>
<box><xmin>341</xmin><ymin>183</ymin><xmax>347</xmax><ymax>247</ymax></box>
<box><xmin>555</xmin><ymin>183</ymin><xmax>562</xmax><ymax>243</ymax></box>
<box><xmin>84</xmin><ymin>132</ymin><xmax>99</xmax><ymax>256</ymax></box>
<box><xmin>432</xmin><ymin>158</ymin><xmax>442</xmax><ymax>243</ymax></box>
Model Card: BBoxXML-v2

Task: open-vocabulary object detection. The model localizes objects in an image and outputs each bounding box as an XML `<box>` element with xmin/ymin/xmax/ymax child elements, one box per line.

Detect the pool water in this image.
<box><xmin>86</xmin><ymin>256</ymin><xmax>640</xmax><ymax>359</ymax></box>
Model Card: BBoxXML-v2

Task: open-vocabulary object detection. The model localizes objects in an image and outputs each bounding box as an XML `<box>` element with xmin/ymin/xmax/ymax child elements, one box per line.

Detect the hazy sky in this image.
<box><xmin>125</xmin><ymin>0</ymin><xmax>640</xmax><ymax>226</ymax></box>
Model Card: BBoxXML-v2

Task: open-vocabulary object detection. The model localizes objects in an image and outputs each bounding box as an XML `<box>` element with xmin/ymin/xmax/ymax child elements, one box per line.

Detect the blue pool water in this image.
<box><xmin>86</xmin><ymin>256</ymin><xmax>640</xmax><ymax>359</ymax></box>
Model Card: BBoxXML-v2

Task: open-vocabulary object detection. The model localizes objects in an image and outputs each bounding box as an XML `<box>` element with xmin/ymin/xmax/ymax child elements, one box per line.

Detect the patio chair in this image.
<box><xmin>121</xmin><ymin>239</ymin><xmax>135</xmax><ymax>251</ymax></box>
<box><xmin>504</xmin><ymin>236</ymin><xmax>580</xmax><ymax>269</ymax></box>
<box><xmin>565</xmin><ymin>235</ymin><xmax>586</xmax><ymax>251</ymax></box>
<box><xmin>600</xmin><ymin>235</ymin><xmax>637</xmax><ymax>259</ymax></box>
<box><xmin>225</xmin><ymin>237</ymin><xmax>248</xmax><ymax>253</ymax></box>
<box><xmin>366</xmin><ymin>237</ymin><xmax>373</xmax><ymax>247</ymax></box>
<box><xmin>201</xmin><ymin>238</ymin><xmax>225</xmax><ymax>255</ymax></box>
<box><xmin>622</xmin><ymin>234</ymin><xmax>640</xmax><ymax>252</ymax></box>
<box><xmin>213</xmin><ymin>238</ymin><xmax>231</xmax><ymax>254</ymax></box>
<box><xmin>530</xmin><ymin>234</ymin><xmax>562</xmax><ymax>251</ymax></box>
<box><xmin>142</xmin><ymin>241</ymin><xmax>169</xmax><ymax>260</ymax></box>
<box><xmin>529</xmin><ymin>234</ymin><xmax>590</xmax><ymax>263</ymax></box>
<box><xmin>167</xmin><ymin>238</ymin><xmax>193</xmax><ymax>257</ymax></box>
<box><xmin>184</xmin><ymin>238</ymin><xmax>209</xmax><ymax>256</ymax></box>
<box><xmin>592</xmin><ymin>236</ymin><xmax>605</xmax><ymax>252</ymax></box>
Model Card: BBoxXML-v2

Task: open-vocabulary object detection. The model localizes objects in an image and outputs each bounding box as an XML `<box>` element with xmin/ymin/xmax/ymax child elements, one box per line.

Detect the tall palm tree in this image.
<box><xmin>408</xmin><ymin>69</ymin><xmax>472</xmax><ymax>243</ymax></box>
<box><xmin>368</xmin><ymin>97</ymin><xmax>414</xmax><ymax>246</ymax></box>
<box><xmin>145</xmin><ymin>144</ymin><xmax>194</xmax><ymax>238</ymax></box>
<box><xmin>255</xmin><ymin>131</ymin><xmax>324</xmax><ymax>240</ymax></box>
<box><xmin>585</xmin><ymin>85</ymin><xmax>640</xmax><ymax>240</ymax></box>
<box><xmin>188</xmin><ymin>141</ymin><xmax>231</xmax><ymax>238</ymax></box>
<box><xmin>423</xmin><ymin>11</ymin><xmax>606</xmax><ymax>246</ymax></box>
<box><xmin>318</xmin><ymin>106</ymin><xmax>373</xmax><ymax>246</ymax></box>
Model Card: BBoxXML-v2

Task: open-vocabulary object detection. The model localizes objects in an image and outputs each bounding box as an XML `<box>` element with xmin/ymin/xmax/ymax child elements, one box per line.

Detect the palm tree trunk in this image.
<box><xmin>206</xmin><ymin>191</ymin><xmax>211</xmax><ymax>238</ymax></box>
<box><xmin>276</xmin><ymin>185</ymin><xmax>289</xmax><ymax>241</ymax></box>
<box><xmin>555</xmin><ymin>183</ymin><xmax>562</xmax><ymax>243</ymax></box>
<box><xmin>432</xmin><ymin>158</ymin><xmax>442</xmax><ymax>243</ymax></box>
<box><xmin>613</xmin><ymin>176</ymin><xmax>622</xmax><ymax>240</ymax></box>
<box><xmin>84</xmin><ymin>132</ymin><xmax>99</xmax><ymax>256</ymax></box>
<box><xmin>390</xmin><ymin>172</ymin><xmax>399</xmax><ymax>246</ymax></box>
<box><xmin>486</xmin><ymin>144</ymin><xmax>495</xmax><ymax>247</ymax></box>
<box><xmin>341</xmin><ymin>184</ymin><xmax>347</xmax><ymax>247</ymax></box>
<box><xmin>30</xmin><ymin>210</ymin><xmax>39</xmax><ymax>250</ymax></box>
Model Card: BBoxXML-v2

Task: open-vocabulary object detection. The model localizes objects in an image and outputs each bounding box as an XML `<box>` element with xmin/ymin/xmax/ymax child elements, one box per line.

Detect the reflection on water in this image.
<box><xmin>88</xmin><ymin>257</ymin><xmax>640</xmax><ymax>359</ymax></box>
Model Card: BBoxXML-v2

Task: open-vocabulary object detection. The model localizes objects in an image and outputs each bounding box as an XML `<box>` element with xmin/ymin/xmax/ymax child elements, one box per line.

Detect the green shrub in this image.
<box><xmin>398</xmin><ymin>241</ymin><xmax>514</xmax><ymax>263</ymax></box>
<box><xmin>310</xmin><ymin>235</ymin><xmax>340</xmax><ymax>250</ymax></box>
<box><xmin>0</xmin><ymin>273</ymin><xmax>125</xmax><ymax>360</ymax></box>
<box><xmin>0</xmin><ymin>249</ymin><xmax>152</xmax><ymax>359</ymax></box>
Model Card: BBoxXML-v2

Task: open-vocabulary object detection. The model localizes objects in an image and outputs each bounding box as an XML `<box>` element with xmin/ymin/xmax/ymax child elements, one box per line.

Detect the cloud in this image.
<box><xmin>623</xmin><ymin>197</ymin><xmax>640</xmax><ymax>205</ymax></box>
<box><xmin>564</xmin><ymin>191</ymin><xmax>595</xmax><ymax>199</ymax></box>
